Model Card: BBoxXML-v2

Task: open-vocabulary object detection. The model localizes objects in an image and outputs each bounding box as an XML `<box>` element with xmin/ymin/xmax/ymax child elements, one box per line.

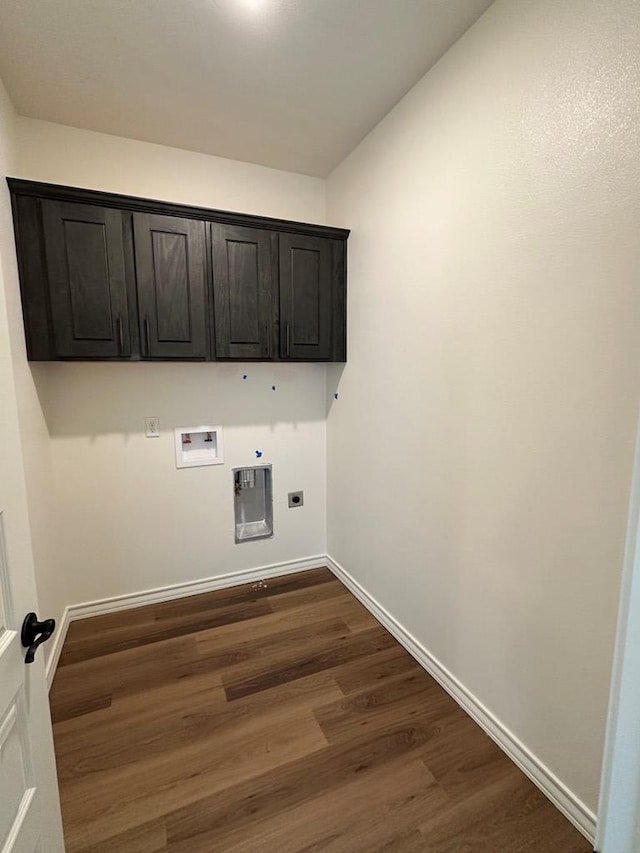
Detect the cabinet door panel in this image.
<box><xmin>42</xmin><ymin>201</ymin><xmax>129</xmax><ymax>358</ymax></box>
<box><xmin>134</xmin><ymin>214</ymin><xmax>207</xmax><ymax>359</ymax></box>
<box><xmin>212</xmin><ymin>224</ymin><xmax>276</xmax><ymax>359</ymax></box>
<box><xmin>279</xmin><ymin>233</ymin><xmax>332</xmax><ymax>360</ymax></box>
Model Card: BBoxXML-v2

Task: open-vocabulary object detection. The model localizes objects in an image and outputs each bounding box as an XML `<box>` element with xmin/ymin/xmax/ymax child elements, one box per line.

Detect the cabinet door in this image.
<box><xmin>279</xmin><ymin>233</ymin><xmax>332</xmax><ymax>360</ymax></box>
<box><xmin>212</xmin><ymin>224</ymin><xmax>277</xmax><ymax>359</ymax></box>
<box><xmin>134</xmin><ymin>214</ymin><xmax>208</xmax><ymax>359</ymax></box>
<box><xmin>42</xmin><ymin>200</ymin><xmax>129</xmax><ymax>358</ymax></box>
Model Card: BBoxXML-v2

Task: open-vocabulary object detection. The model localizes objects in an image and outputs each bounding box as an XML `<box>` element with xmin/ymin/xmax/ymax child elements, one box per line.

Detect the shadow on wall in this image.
<box><xmin>30</xmin><ymin>361</ymin><xmax>328</xmax><ymax>438</ymax></box>
<box><xmin>325</xmin><ymin>363</ymin><xmax>346</xmax><ymax>417</ymax></box>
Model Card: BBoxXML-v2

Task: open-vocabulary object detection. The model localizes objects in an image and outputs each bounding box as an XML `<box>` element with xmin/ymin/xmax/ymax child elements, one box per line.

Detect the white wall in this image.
<box><xmin>0</xmin><ymin>76</ymin><xmax>65</xmax><ymax>843</ymax></box>
<box><xmin>15</xmin><ymin>117</ymin><xmax>325</xmax><ymax>222</ymax></box>
<box><xmin>0</xmin><ymin>81</ymin><xmax>64</xmax><ymax>649</ymax></box>
<box><xmin>326</xmin><ymin>0</ymin><xmax>640</xmax><ymax>815</ymax></box>
<box><xmin>34</xmin><ymin>363</ymin><xmax>326</xmax><ymax>602</ymax></box>
<box><xmin>35</xmin><ymin>361</ymin><xmax>326</xmax><ymax>604</ymax></box>
<box><xmin>13</xmin><ymin>120</ymin><xmax>328</xmax><ymax>607</ymax></box>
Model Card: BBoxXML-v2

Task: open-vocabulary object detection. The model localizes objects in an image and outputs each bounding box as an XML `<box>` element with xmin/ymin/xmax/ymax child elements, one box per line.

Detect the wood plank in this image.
<box><xmin>417</xmin><ymin>771</ymin><xmax>591</xmax><ymax>853</ymax></box>
<box><xmin>61</xmin><ymin>708</ymin><xmax>327</xmax><ymax>852</ymax></box>
<box><xmin>56</xmin><ymin>669</ymin><xmax>341</xmax><ymax>784</ymax></box>
<box><xmin>266</xmin><ymin>576</ymin><xmax>347</xmax><ymax>611</ymax></box>
<box><xmin>51</xmin><ymin>567</ymin><xmax>591</xmax><ymax>853</ymax></box>
<box><xmin>419</xmin><ymin>713</ymin><xmax>517</xmax><ymax>801</ymax></box>
<box><xmin>166</xmin><ymin>720</ymin><xmax>437</xmax><ymax>851</ymax></box>
<box><xmin>50</xmin><ymin>692</ymin><xmax>112</xmax><ymax>725</ymax></box>
<box><xmin>52</xmin><ymin>635</ymin><xmax>200</xmax><ymax>709</ymax></box>
<box><xmin>81</xmin><ymin>820</ymin><xmax>167</xmax><ymax>853</ymax></box>
<box><xmin>154</xmin><ymin>568</ymin><xmax>336</xmax><ymax>623</ymax></box>
<box><xmin>314</xmin><ymin>670</ymin><xmax>457</xmax><ymax>745</ymax></box>
<box><xmin>59</xmin><ymin>598</ymin><xmax>273</xmax><ymax>664</ymax></box>
<box><xmin>223</xmin><ymin>623</ymin><xmax>397</xmax><ymax>701</ymax></box>
<box><xmin>53</xmin><ymin>668</ymin><xmax>224</xmax><ymax>741</ymax></box>
<box><xmin>195</xmin><ymin>616</ymin><xmax>352</xmax><ymax>670</ymax></box>
<box><xmin>194</xmin><ymin>588</ymin><xmax>364</xmax><ymax>652</ymax></box>
<box><xmin>59</xmin><ymin>569</ymin><xmax>336</xmax><ymax>666</ymax></box>
<box><xmin>218</xmin><ymin>759</ymin><xmax>445</xmax><ymax>853</ymax></box>
<box><xmin>329</xmin><ymin>644</ymin><xmax>419</xmax><ymax>694</ymax></box>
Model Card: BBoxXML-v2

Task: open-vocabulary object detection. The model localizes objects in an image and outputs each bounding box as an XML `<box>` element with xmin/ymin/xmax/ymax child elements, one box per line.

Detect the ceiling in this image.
<box><xmin>0</xmin><ymin>0</ymin><xmax>493</xmax><ymax>177</ymax></box>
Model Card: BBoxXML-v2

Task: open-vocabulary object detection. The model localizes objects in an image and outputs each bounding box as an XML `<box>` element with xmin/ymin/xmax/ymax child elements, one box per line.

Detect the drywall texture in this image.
<box><xmin>326</xmin><ymin>0</ymin><xmax>640</xmax><ymax>813</ymax></box>
<box><xmin>11</xmin><ymin>120</ymin><xmax>328</xmax><ymax>606</ymax></box>
<box><xmin>0</xmin><ymin>79</ymin><xmax>65</xmax><ymax>653</ymax></box>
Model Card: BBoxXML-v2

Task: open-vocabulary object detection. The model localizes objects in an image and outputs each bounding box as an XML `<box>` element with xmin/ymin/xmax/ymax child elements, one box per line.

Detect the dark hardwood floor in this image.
<box><xmin>50</xmin><ymin>568</ymin><xmax>592</xmax><ymax>852</ymax></box>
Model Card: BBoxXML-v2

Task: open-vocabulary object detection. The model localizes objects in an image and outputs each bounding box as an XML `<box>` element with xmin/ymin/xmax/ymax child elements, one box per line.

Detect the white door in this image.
<box><xmin>0</xmin><ymin>297</ymin><xmax>65</xmax><ymax>847</ymax></box>
<box><xmin>597</xmin><ymin>408</ymin><xmax>640</xmax><ymax>853</ymax></box>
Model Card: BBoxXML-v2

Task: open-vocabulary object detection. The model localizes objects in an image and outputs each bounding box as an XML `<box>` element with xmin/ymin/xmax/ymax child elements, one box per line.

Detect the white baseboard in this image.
<box><xmin>326</xmin><ymin>555</ymin><xmax>597</xmax><ymax>845</ymax></box>
<box><xmin>45</xmin><ymin>606</ymin><xmax>70</xmax><ymax>691</ymax></box>
<box><xmin>45</xmin><ymin>555</ymin><xmax>326</xmax><ymax>690</ymax></box>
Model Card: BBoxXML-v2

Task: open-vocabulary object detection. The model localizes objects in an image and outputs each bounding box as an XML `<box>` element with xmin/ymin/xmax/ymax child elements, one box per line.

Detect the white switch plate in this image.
<box><xmin>145</xmin><ymin>417</ymin><xmax>160</xmax><ymax>438</ymax></box>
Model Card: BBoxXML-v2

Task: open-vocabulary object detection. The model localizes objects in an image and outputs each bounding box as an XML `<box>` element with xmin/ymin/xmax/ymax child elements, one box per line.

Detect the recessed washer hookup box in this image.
<box><xmin>174</xmin><ymin>426</ymin><xmax>223</xmax><ymax>469</ymax></box>
<box><xmin>233</xmin><ymin>465</ymin><xmax>273</xmax><ymax>543</ymax></box>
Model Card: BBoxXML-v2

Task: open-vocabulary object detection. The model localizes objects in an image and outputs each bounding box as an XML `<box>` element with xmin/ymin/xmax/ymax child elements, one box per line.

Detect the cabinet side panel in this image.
<box><xmin>11</xmin><ymin>195</ymin><xmax>54</xmax><ymax>360</ymax></box>
<box><xmin>331</xmin><ymin>239</ymin><xmax>347</xmax><ymax>362</ymax></box>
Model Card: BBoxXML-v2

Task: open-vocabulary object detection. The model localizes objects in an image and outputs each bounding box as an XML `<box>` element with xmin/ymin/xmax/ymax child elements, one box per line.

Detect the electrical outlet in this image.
<box><xmin>288</xmin><ymin>491</ymin><xmax>304</xmax><ymax>508</ymax></box>
<box><xmin>145</xmin><ymin>416</ymin><xmax>160</xmax><ymax>438</ymax></box>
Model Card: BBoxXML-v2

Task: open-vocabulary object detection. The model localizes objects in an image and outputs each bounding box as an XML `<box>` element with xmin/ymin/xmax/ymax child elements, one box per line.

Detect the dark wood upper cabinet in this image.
<box><xmin>133</xmin><ymin>213</ymin><xmax>208</xmax><ymax>359</ymax></box>
<box><xmin>8</xmin><ymin>179</ymin><xmax>349</xmax><ymax>362</ymax></box>
<box><xmin>212</xmin><ymin>224</ymin><xmax>277</xmax><ymax>359</ymax></box>
<box><xmin>280</xmin><ymin>234</ymin><xmax>346</xmax><ymax>361</ymax></box>
<box><xmin>41</xmin><ymin>200</ymin><xmax>129</xmax><ymax>358</ymax></box>
<box><xmin>279</xmin><ymin>233</ymin><xmax>332</xmax><ymax>360</ymax></box>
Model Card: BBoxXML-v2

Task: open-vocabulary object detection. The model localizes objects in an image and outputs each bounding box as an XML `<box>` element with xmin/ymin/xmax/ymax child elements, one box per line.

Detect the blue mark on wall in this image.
<box><xmin>255</xmin><ymin>450</ymin><xmax>263</xmax><ymax>459</ymax></box>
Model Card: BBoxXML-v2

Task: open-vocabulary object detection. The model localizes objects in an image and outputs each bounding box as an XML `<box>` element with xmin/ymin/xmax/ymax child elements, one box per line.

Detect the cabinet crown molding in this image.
<box><xmin>7</xmin><ymin>178</ymin><xmax>350</xmax><ymax>241</ymax></box>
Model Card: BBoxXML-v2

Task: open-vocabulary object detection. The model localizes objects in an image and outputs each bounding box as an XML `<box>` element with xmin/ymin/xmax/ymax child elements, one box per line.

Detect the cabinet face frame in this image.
<box><xmin>8</xmin><ymin>179</ymin><xmax>349</xmax><ymax>363</ymax></box>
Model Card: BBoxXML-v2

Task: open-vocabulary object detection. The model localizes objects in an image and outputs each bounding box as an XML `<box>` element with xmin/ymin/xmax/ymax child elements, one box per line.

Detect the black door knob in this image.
<box><xmin>21</xmin><ymin>612</ymin><xmax>56</xmax><ymax>664</ymax></box>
